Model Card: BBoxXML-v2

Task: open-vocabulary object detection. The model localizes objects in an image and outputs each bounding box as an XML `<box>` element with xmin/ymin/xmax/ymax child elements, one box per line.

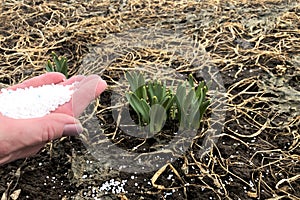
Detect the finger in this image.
<box><xmin>52</xmin><ymin>75</ymin><xmax>102</xmax><ymax>116</ymax></box>
<box><xmin>8</xmin><ymin>72</ymin><xmax>66</xmax><ymax>90</ymax></box>
<box><xmin>74</xmin><ymin>74</ymin><xmax>102</xmax><ymax>88</ymax></box>
<box><xmin>59</xmin><ymin>75</ymin><xmax>85</xmax><ymax>86</ymax></box>
<box><xmin>75</xmin><ymin>75</ymin><xmax>107</xmax><ymax>97</ymax></box>
<box><xmin>39</xmin><ymin>113</ymin><xmax>83</xmax><ymax>141</ymax></box>
<box><xmin>62</xmin><ymin>123</ymin><xmax>83</xmax><ymax>136</ymax></box>
<box><xmin>0</xmin><ymin>113</ymin><xmax>81</xmax><ymax>154</ymax></box>
<box><xmin>71</xmin><ymin>75</ymin><xmax>107</xmax><ymax>117</ymax></box>
<box><xmin>53</xmin><ymin>75</ymin><xmax>107</xmax><ymax>117</ymax></box>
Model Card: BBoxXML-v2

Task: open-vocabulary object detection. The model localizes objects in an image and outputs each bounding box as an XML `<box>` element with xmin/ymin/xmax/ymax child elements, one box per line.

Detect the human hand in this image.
<box><xmin>0</xmin><ymin>72</ymin><xmax>107</xmax><ymax>165</ymax></box>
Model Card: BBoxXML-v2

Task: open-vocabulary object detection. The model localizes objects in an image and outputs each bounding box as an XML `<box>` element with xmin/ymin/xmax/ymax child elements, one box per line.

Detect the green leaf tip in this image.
<box><xmin>45</xmin><ymin>52</ymin><xmax>69</xmax><ymax>78</ymax></box>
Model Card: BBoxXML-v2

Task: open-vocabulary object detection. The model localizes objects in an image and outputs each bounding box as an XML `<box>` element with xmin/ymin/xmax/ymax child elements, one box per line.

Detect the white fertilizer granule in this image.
<box><xmin>0</xmin><ymin>83</ymin><xmax>76</xmax><ymax>119</ymax></box>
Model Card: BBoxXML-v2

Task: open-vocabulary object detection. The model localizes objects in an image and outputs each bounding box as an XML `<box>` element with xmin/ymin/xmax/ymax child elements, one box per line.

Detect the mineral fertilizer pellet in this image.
<box><xmin>0</xmin><ymin>83</ymin><xmax>76</xmax><ymax>119</ymax></box>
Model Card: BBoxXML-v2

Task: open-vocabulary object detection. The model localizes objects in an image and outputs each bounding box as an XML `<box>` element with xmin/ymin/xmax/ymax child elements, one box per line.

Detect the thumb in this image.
<box><xmin>0</xmin><ymin>113</ymin><xmax>83</xmax><ymax>156</ymax></box>
<box><xmin>38</xmin><ymin>113</ymin><xmax>83</xmax><ymax>142</ymax></box>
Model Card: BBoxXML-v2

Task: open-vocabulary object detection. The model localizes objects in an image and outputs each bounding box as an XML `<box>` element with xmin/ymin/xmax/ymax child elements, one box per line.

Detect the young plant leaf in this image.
<box><xmin>188</xmin><ymin>74</ymin><xmax>195</xmax><ymax>87</ymax></box>
<box><xmin>139</xmin><ymin>99</ymin><xmax>150</xmax><ymax>124</ymax></box>
<box><xmin>149</xmin><ymin>104</ymin><xmax>166</xmax><ymax>133</ymax></box>
<box><xmin>45</xmin><ymin>61</ymin><xmax>53</xmax><ymax>72</ymax></box>
<box><xmin>45</xmin><ymin>52</ymin><xmax>69</xmax><ymax>78</ymax></box>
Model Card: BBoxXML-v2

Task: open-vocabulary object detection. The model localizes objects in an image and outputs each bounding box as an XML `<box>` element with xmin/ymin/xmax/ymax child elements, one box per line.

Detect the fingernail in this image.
<box><xmin>63</xmin><ymin>123</ymin><xmax>83</xmax><ymax>136</ymax></box>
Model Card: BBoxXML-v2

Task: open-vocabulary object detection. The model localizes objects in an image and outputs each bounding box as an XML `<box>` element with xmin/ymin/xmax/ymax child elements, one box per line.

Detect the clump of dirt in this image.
<box><xmin>1</xmin><ymin>0</ymin><xmax>299</xmax><ymax>200</ymax></box>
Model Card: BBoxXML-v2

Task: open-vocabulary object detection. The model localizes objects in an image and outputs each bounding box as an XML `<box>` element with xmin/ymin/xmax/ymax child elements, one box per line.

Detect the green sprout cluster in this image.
<box><xmin>125</xmin><ymin>72</ymin><xmax>210</xmax><ymax>133</ymax></box>
<box><xmin>45</xmin><ymin>52</ymin><xmax>68</xmax><ymax>78</ymax></box>
<box><xmin>125</xmin><ymin>72</ymin><xmax>175</xmax><ymax>133</ymax></box>
<box><xmin>176</xmin><ymin>74</ymin><xmax>210</xmax><ymax>130</ymax></box>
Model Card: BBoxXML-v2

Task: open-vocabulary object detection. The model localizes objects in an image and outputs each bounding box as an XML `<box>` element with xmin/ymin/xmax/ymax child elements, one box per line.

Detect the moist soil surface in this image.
<box><xmin>0</xmin><ymin>1</ymin><xmax>299</xmax><ymax>200</ymax></box>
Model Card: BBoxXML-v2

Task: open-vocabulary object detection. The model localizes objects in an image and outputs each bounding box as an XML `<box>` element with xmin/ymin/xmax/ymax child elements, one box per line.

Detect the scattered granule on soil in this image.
<box><xmin>99</xmin><ymin>179</ymin><xmax>128</xmax><ymax>194</ymax></box>
<box><xmin>0</xmin><ymin>83</ymin><xmax>76</xmax><ymax>119</ymax></box>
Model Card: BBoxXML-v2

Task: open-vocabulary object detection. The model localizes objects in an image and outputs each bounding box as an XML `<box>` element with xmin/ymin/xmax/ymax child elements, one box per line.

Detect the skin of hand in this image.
<box><xmin>0</xmin><ymin>72</ymin><xmax>107</xmax><ymax>165</ymax></box>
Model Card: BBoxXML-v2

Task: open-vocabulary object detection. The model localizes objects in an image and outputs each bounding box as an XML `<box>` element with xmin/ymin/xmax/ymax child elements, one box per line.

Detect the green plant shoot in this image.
<box><xmin>176</xmin><ymin>74</ymin><xmax>210</xmax><ymax>130</ymax></box>
<box><xmin>125</xmin><ymin>72</ymin><xmax>210</xmax><ymax>133</ymax></box>
<box><xmin>45</xmin><ymin>52</ymin><xmax>68</xmax><ymax>78</ymax></box>
<box><xmin>125</xmin><ymin>72</ymin><xmax>175</xmax><ymax>133</ymax></box>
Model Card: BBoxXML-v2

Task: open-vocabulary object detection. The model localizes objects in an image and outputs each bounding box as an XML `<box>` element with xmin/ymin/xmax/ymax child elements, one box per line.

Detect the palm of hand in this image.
<box><xmin>0</xmin><ymin>72</ymin><xmax>107</xmax><ymax>165</ymax></box>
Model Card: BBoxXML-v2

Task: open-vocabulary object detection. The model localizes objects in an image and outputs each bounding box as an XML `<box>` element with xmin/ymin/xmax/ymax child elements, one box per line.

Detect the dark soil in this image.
<box><xmin>1</xmin><ymin>0</ymin><xmax>299</xmax><ymax>200</ymax></box>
